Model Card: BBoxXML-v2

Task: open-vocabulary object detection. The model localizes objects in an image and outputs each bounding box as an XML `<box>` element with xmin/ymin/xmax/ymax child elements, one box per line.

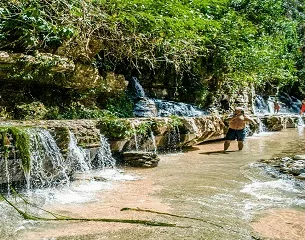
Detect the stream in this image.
<box><xmin>1</xmin><ymin>128</ymin><xmax>305</xmax><ymax>239</ymax></box>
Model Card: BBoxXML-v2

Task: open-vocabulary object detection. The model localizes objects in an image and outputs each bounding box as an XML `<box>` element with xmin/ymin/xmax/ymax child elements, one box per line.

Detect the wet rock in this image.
<box><xmin>296</xmin><ymin>173</ymin><xmax>305</xmax><ymax>180</ymax></box>
<box><xmin>0</xmin><ymin>51</ymin><xmax>127</xmax><ymax>91</ymax></box>
<box><xmin>122</xmin><ymin>151</ymin><xmax>160</xmax><ymax>168</ymax></box>
<box><xmin>133</xmin><ymin>98</ymin><xmax>158</xmax><ymax>117</ymax></box>
<box><xmin>263</xmin><ymin>116</ymin><xmax>285</xmax><ymax>131</ymax></box>
<box><xmin>293</xmin><ymin>155</ymin><xmax>305</xmax><ymax>160</ymax></box>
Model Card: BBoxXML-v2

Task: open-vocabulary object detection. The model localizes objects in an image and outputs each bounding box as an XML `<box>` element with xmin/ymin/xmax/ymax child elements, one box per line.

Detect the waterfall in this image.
<box><xmin>28</xmin><ymin>128</ymin><xmax>69</xmax><ymax>189</ymax></box>
<box><xmin>153</xmin><ymin>98</ymin><xmax>207</xmax><ymax>117</ymax></box>
<box><xmin>256</xmin><ymin>117</ymin><xmax>267</xmax><ymax>133</ymax></box>
<box><xmin>254</xmin><ymin>93</ymin><xmax>301</xmax><ymax>115</ymax></box>
<box><xmin>4</xmin><ymin>154</ymin><xmax>10</xmax><ymax>194</ymax></box>
<box><xmin>150</xmin><ymin>130</ymin><xmax>157</xmax><ymax>153</ymax></box>
<box><xmin>189</xmin><ymin>118</ymin><xmax>200</xmax><ymax>137</ymax></box>
<box><xmin>267</xmin><ymin>98</ymin><xmax>275</xmax><ymax>114</ymax></box>
<box><xmin>129</xmin><ymin>76</ymin><xmax>207</xmax><ymax>117</ymax></box>
<box><xmin>131</xmin><ymin>122</ymin><xmax>139</xmax><ymax>151</ymax></box>
<box><xmin>254</xmin><ymin>96</ymin><xmax>273</xmax><ymax>115</ymax></box>
<box><xmin>25</xmin><ymin>128</ymin><xmax>117</xmax><ymax>190</ymax></box>
<box><xmin>166</xmin><ymin>126</ymin><xmax>181</xmax><ymax>153</ymax></box>
<box><xmin>66</xmin><ymin>131</ymin><xmax>91</xmax><ymax>172</ymax></box>
<box><xmin>130</xmin><ymin>76</ymin><xmax>146</xmax><ymax>99</ymax></box>
<box><xmin>93</xmin><ymin>135</ymin><xmax>116</xmax><ymax>169</ymax></box>
<box><xmin>297</xmin><ymin>115</ymin><xmax>304</xmax><ymax>126</ymax></box>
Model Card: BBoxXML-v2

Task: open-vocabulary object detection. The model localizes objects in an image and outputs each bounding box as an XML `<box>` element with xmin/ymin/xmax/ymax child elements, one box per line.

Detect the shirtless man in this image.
<box><xmin>224</xmin><ymin>107</ymin><xmax>254</xmax><ymax>151</ymax></box>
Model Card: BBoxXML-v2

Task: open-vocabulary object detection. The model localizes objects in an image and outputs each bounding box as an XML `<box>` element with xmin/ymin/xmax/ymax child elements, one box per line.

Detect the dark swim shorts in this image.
<box><xmin>225</xmin><ymin>128</ymin><xmax>246</xmax><ymax>141</ymax></box>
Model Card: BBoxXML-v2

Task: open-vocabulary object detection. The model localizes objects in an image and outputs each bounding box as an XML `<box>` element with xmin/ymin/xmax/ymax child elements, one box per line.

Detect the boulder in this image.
<box><xmin>122</xmin><ymin>151</ymin><xmax>160</xmax><ymax>168</ymax></box>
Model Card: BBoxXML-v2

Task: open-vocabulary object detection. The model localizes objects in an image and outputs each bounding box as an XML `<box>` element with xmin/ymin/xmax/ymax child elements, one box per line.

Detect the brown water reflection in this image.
<box><xmin>7</xmin><ymin>129</ymin><xmax>305</xmax><ymax>239</ymax></box>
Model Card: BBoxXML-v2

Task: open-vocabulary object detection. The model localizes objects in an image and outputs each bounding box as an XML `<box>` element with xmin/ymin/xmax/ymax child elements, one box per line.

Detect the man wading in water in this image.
<box><xmin>224</xmin><ymin>107</ymin><xmax>254</xmax><ymax>151</ymax></box>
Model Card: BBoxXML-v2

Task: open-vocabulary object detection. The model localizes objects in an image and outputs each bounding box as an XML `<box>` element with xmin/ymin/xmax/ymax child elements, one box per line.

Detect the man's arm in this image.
<box><xmin>244</xmin><ymin>115</ymin><xmax>255</xmax><ymax>124</ymax></box>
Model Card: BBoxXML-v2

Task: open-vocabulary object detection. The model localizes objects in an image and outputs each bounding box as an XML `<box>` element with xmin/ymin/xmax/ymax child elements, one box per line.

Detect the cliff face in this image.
<box><xmin>0</xmin><ymin>51</ymin><xmax>128</xmax><ymax>91</ymax></box>
<box><xmin>0</xmin><ymin>51</ymin><xmax>129</xmax><ymax>119</ymax></box>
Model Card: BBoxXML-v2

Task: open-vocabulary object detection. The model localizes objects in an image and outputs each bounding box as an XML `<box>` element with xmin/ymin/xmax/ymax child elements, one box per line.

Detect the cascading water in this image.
<box><xmin>153</xmin><ymin>98</ymin><xmax>207</xmax><ymax>117</ymax></box>
<box><xmin>93</xmin><ymin>135</ymin><xmax>116</xmax><ymax>169</ymax></box>
<box><xmin>256</xmin><ymin>117</ymin><xmax>267</xmax><ymax>133</ymax></box>
<box><xmin>127</xmin><ymin>122</ymin><xmax>158</xmax><ymax>153</ymax></box>
<box><xmin>150</xmin><ymin>130</ymin><xmax>157</xmax><ymax>153</ymax></box>
<box><xmin>254</xmin><ymin>93</ymin><xmax>301</xmax><ymax>115</ymax></box>
<box><xmin>66</xmin><ymin>130</ymin><xmax>91</xmax><ymax>172</ymax></box>
<box><xmin>297</xmin><ymin>115</ymin><xmax>304</xmax><ymax>126</ymax></box>
<box><xmin>131</xmin><ymin>122</ymin><xmax>139</xmax><ymax>152</ymax></box>
<box><xmin>166</xmin><ymin>126</ymin><xmax>181</xmax><ymax>153</ymax></box>
<box><xmin>4</xmin><ymin>153</ymin><xmax>10</xmax><ymax>194</ymax></box>
<box><xmin>0</xmin><ymin>127</ymin><xmax>119</xmax><ymax>191</ymax></box>
<box><xmin>130</xmin><ymin>76</ymin><xmax>207</xmax><ymax>117</ymax></box>
<box><xmin>130</xmin><ymin>76</ymin><xmax>146</xmax><ymax>99</ymax></box>
<box><xmin>188</xmin><ymin>118</ymin><xmax>200</xmax><ymax>137</ymax></box>
<box><xmin>28</xmin><ymin>128</ymin><xmax>69</xmax><ymax>189</ymax></box>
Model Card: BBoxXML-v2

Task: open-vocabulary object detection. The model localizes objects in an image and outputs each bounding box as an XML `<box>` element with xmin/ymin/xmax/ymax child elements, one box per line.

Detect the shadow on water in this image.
<box><xmin>199</xmin><ymin>150</ymin><xmax>237</xmax><ymax>155</ymax></box>
<box><xmin>181</xmin><ymin>146</ymin><xmax>201</xmax><ymax>152</ymax></box>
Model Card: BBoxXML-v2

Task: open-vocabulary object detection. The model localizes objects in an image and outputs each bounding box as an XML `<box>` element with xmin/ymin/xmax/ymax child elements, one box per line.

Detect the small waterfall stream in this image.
<box><xmin>94</xmin><ymin>135</ymin><xmax>117</xmax><ymax>169</ymax></box>
<box><xmin>254</xmin><ymin>94</ymin><xmax>301</xmax><ymax>115</ymax></box>
<box><xmin>130</xmin><ymin>76</ymin><xmax>207</xmax><ymax>117</ymax></box>
<box><xmin>256</xmin><ymin>117</ymin><xmax>267</xmax><ymax>133</ymax></box>
<box><xmin>297</xmin><ymin>115</ymin><xmax>304</xmax><ymax>126</ymax></box>
<box><xmin>67</xmin><ymin>130</ymin><xmax>91</xmax><ymax>172</ymax></box>
<box><xmin>28</xmin><ymin>128</ymin><xmax>69</xmax><ymax>189</ymax></box>
<box><xmin>150</xmin><ymin>130</ymin><xmax>157</xmax><ymax>153</ymax></box>
<box><xmin>0</xmin><ymin>127</ymin><xmax>119</xmax><ymax>192</ymax></box>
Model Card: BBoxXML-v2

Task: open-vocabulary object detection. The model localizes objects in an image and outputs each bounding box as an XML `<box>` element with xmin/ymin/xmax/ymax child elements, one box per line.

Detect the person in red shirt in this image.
<box><xmin>300</xmin><ymin>100</ymin><xmax>305</xmax><ymax>115</ymax></box>
<box><xmin>274</xmin><ymin>101</ymin><xmax>280</xmax><ymax>113</ymax></box>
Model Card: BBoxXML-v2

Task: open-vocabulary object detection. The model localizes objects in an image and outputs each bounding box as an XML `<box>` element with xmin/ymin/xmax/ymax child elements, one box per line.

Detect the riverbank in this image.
<box><xmin>3</xmin><ymin>128</ymin><xmax>305</xmax><ymax>240</ymax></box>
<box><xmin>252</xmin><ymin>208</ymin><xmax>305</xmax><ymax>240</ymax></box>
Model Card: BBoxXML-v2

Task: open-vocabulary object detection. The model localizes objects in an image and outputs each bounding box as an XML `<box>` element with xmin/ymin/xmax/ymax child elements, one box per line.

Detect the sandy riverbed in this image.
<box><xmin>11</xmin><ymin>130</ymin><xmax>305</xmax><ymax>240</ymax></box>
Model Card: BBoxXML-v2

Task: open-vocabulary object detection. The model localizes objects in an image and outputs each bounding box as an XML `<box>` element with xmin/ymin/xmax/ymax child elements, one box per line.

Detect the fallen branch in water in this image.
<box><xmin>121</xmin><ymin>207</ymin><xmax>236</xmax><ymax>232</ymax></box>
<box><xmin>0</xmin><ymin>193</ymin><xmax>183</xmax><ymax>228</ymax></box>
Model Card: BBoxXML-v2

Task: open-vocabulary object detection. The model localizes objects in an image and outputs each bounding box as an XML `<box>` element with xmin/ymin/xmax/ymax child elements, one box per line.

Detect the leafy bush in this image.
<box><xmin>15</xmin><ymin>101</ymin><xmax>48</xmax><ymax>120</ymax></box>
<box><xmin>104</xmin><ymin>93</ymin><xmax>134</xmax><ymax>118</ymax></box>
<box><xmin>45</xmin><ymin>102</ymin><xmax>107</xmax><ymax>120</ymax></box>
<box><xmin>98</xmin><ymin>114</ymin><xmax>134</xmax><ymax>139</ymax></box>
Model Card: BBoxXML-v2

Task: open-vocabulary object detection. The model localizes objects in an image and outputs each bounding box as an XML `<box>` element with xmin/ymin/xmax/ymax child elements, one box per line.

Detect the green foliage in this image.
<box><xmin>105</xmin><ymin>94</ymin><xmax>134</xmax><ymax>118</ymax></box>
<box><xmin>0</xmin><ymin>107</ymin><xmax>12</xmax><ymax>120</ymax></box>
<box><xmin>136</xmin><ymin>121</ymin><xmax>153</xmax><ymax>136</ymax></box>
<box><xmin>59</xmin><ymin>103</ymin><xmax>106</xmax><ymax>120</ymax></box>
<box><xmin>98</xmin><ymin>114</ymin><xmax>134</xmax><ymax>139</ymax></box>
<box><xmin>168</xmin><ymin>115</ymin><xmax>183</xmax><ymax>129</ymax></box>
<box><xmin>1</xmin><ymin>0</ymin><xmax>305</xmax><ymax>105</ymax></box>
<box><xmin>7</xmin><ymin>53</ymin><xmax>73</xmax><ymax>83</ymax></box>
<box><xmin>45</xmin><ymin>102</ymin><xmax>108</xmax><ymax>120</ymax></box>
<box><xmin>0</xmin><ymin>0</ymin><xmax>75</xmax><ymax>52</ymax></box>
<box><xmin>15</xmin><ymin>101</ymin><xmax>48</xmax><ymax>120</ymax></box>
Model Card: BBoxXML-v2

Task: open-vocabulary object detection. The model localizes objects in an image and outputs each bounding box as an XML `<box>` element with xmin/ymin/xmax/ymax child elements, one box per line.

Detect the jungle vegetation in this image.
<box><xmin>0</xmin><ymin>0</ymin><xmax>305</xmax><ymax>119</ymax></box>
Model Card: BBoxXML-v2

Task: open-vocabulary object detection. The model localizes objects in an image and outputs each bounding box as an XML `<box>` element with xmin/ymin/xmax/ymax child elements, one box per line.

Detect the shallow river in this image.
<box><xmin>1</xmin><ymin>128</ymin><xmax>305</xmax><ymax>240</ymax></box>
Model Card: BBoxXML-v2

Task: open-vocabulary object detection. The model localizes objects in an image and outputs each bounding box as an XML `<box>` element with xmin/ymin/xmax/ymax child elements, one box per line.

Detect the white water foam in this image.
<box><xmin>23</xmin><ymin>169</ymin><xmax>140</xmax><ymax>204</ymax></box>
<box><xmin>241</xmin><ymin>179</ymin><xmax>305</xmax><ymax>212</ymax></box>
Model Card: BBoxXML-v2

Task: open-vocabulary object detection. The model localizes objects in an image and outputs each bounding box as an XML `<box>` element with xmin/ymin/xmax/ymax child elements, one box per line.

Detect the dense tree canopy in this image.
<box><xmin>1</xmin><ymin>0</ymin><xmax>305</xmax><ymax>108</ymax></box>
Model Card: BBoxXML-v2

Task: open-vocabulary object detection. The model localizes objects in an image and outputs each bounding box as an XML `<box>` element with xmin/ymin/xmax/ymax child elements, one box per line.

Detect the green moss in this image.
<box><xmin>0</xmin><ymin>127</ymin><xmax>31</xmax><ymax>175</ymax></box>
<box><xmin>11</xmin><ymin>127</ymin><xmax>31</xmax><ymax>175</ymax></box>
<box><xmin>0</xmin><ymin>128</ymin><xmax>10</xmax><ymax>160</ymax></box>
